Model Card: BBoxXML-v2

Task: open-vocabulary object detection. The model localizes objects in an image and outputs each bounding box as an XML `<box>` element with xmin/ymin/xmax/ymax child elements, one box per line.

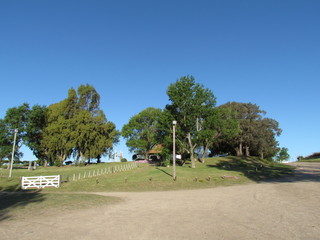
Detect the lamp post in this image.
<box><xmin>9</xmin><ymin>129</ymin><xmax>18</xmax><ymax>178</ymax></box>
<box><xmin>172</xmin><ymin>120</ymin><xmax>177</xmax><ymax>181</ymax></box>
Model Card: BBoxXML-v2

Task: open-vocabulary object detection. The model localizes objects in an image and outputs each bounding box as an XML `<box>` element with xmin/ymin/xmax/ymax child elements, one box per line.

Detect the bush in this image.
<box><xmin>121</xmin><ymin>158</ymin><xmax>127</xmax><ymax>162</ymax></box>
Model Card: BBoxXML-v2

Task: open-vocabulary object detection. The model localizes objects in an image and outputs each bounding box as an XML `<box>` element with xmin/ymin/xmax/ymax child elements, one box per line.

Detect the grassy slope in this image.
<box><xmin>299</xmin><ymin>158</ymin><xmax>320</xmax><ymax>162</ymax></box>
<box><xmin>0</xmin><ymin>157</ymin><xmax>294</xmax><ymax>192</ymax></box>
<box><xmin>0</xmin><ymin>157</ymin><xmax>294</xmax><ymax>220</ymax></box>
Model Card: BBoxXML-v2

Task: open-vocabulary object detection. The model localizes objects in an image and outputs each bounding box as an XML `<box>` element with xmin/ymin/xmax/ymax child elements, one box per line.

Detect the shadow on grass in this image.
<box><xmin>156</xmin><ymin>167</ymin><xmax>173</xmax><ymax>177</ymax></box>
<box><xmin>0</xmin><ymin>185</ymin><xmax>45</xmax><ymax>222</ymax></box>
<box><xmin>207</xmin><ymin>156</ymin><xmax>307</xmax><ymax>183</ymax></box>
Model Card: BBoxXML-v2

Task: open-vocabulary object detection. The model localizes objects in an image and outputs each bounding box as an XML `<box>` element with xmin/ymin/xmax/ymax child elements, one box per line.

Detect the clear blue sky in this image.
<box><xmin>1</xmin><ymin>0</ymin><xmax>319</xmax><ymax>161</ymax></box>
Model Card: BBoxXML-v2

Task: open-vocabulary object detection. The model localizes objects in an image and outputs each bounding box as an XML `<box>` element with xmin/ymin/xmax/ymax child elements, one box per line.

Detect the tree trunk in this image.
<box><xmin>80</xmin><ymin>151</ymin><xmax>86</xmax><ymax>164</ymax></box>
<box><xmin>200</xmin><ymin>144</ymin><xmax>209</xmax><ymax>163</ymax></box>
<box><xmin>245</xmin><ymin>145</ymin><xmax>250</xmax><ymax>157</ymax></box>
<box><xmin>236</xmin><ymin>142</ymin><xmax>243</xmax><ymax>156</ymax></box>
<box><xmin>187</xmin><ymin>133</ymin><xmax>196</xmax><ymax>168</ymax></box>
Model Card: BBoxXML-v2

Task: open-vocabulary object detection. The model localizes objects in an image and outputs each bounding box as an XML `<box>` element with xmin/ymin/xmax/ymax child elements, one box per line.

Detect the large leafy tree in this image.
<box><xmin>122</xmin><ymin>107</ymin><xmax>162</xmax><ymax>160</ymax></box>
<box><xmin>3</xmin><ymin>103</ymin><xmax>30</xmax><ymax>165</ymax></box>
<box><xmin>42</xmin><ymin>84</ymin><xmax>119</xmax><ymax>166</ymax></box>
<box><xmin>24</xmin><ymin>105</ymin><xmax>48</xmax><ymax>165</ymax></box>
<box><xmin>276</xmin><ymin>147</ymin><xmax>290</xmax><ymax>162</ymax></box>
<box><xmin>166</xmin><ymin>76</ymin><xmax>216</xmax><ymax>168</ymax></box>
<box><xmin>212</xmin><ymin>102</ymin><xmax>281</xmax><ymax>159</ymax></box>
<box><xmin>0</xmin><ymin>119</ymin><xmax>12</xmax><ymax>163</ymax></box>
<box><xmin>1</xmin><ymin>104</ymin><xmax>48</xmax><ymax>165</ymax></box>
<box><xmin>198</xmin><ymin>107</ymin><xmax>239</xmax><ymax>162</ymax></box>
<box><xmin>72</xmin><ymin>110</ymin><xmax>119</xmax><ymax>164</ymax></box>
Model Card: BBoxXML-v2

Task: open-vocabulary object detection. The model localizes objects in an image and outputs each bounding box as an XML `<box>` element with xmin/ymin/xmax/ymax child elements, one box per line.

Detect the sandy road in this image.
<box><xmin>1</xmin><ymin>162</ymin><xmax>320</xmax><ymax>240</ymax></box>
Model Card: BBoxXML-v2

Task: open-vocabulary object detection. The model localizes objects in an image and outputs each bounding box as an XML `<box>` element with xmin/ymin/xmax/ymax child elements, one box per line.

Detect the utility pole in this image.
<box><xmin>172</xmin><ymin>120</ymin><xmax>177</xmax><ymax>181</ymax></box>
<box><xmin>9</xmin><ymin>129</ymin><xmax>18</xmax><ymax>178</ymax></box>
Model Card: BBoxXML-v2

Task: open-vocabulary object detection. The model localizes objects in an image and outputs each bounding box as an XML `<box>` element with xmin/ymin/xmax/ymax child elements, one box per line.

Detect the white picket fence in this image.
<box><xmin>21</xmin><ymin>175</ymin><xmax>61</xmax><ymax>189</ymax></box>
<box><xmin>70</xmin><ymin>162</ymin><xmax>138</xmax><ymax>182</ymax></box>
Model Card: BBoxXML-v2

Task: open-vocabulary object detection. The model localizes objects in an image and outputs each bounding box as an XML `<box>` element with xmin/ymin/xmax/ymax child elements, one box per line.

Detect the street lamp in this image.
<box><xmin>172</xmin><ymin>120</ymin><xmax>177</xmax><ymax>181</ymax></box>
<box><xmin>9</xmin><ymin>129</ymin><xmax>18</xmax><ymax>178</ymax></box>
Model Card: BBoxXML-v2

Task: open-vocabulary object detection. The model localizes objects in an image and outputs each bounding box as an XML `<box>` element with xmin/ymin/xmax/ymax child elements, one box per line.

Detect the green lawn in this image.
<box><xmin>0</xmin><ymin>157</ymin><xmax>294</xmax><ymax>221</ymax></box>
<box><xmin>0</xmin><ymin>157</ymin><xmax>294</xmax><ymax>192</ymax></box>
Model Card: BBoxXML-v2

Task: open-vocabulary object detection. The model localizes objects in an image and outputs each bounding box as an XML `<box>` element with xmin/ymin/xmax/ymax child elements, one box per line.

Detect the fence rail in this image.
<box><xmin>68</xmin><ymin>162</ymin><xmax>138</xmax><ymax>182</ymax></box>
<box><xmin>21</xmin><ymin>175</ymin><xmax>61</xmax><ymax>189</ymax></box>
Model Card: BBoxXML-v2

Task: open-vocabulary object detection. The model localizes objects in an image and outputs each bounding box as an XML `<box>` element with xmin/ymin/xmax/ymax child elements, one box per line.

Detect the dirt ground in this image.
<box><xmin>1</xmin><ymin>162</ymin><xmax>320</xmax><ymax>240</ymax></box>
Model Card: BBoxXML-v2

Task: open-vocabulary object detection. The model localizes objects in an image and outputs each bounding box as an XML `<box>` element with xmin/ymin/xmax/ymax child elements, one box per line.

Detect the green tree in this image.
<box><xmin>213</xmin><ymin>102</ymin><xmax>281</xmax><ymax>159</ymax></box>
<box><xmin>198</xmin><ymin>107</ymin><xmax>239</xmax><ymax>162</ymax></box>
<box><xmin>3</xmin><ymin>103</ymin><xmax>30</xmax><ymax>165</ymax></box>
<box><xmin>122</xmin><ymin>107</ymin><xmax>162</xmax><ymax>160</ymax></box>
<box><xmin>24</xmin><ymin>105</ymin><xmax>48</xmax><ymax>165</ymax></box>
<box><xmin>77</xmin><ymin>84</ymin><xmax>100</xmax><ymax>115</ymax></box>
<box><xmin>166</xmin><ymin>76</ymin><xmax>216</xmax><ymax>168</ymax></box>
<box><xmin>42</xmin><ymin>84</ymin><xmax>118</xmax><ymax>166</ymax></box>
<box><xmin>276</xmin><ymin>147</ymin><xmax>290</xmax><ymax>162</ymax></box>
<box><xmin>72</xmin><ymin>110</ymin><xmax>119</xmax><ymax>164</ymax></box>
<box><xmin>0</xmin><ymin>119</ymin><xmax>12</xmax><ymax>164</ymax></box>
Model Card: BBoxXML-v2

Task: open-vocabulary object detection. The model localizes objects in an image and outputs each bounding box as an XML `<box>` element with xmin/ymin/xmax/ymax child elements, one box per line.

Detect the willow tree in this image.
<box><xmin>42</xmin><ymin>84</ymin><xmax>119</xmax><ymax>166</ymax></box>
<box><xmin>72</xmin><ymin>110</ymin><xmax>119</xmax><ymax>164</ymax></box>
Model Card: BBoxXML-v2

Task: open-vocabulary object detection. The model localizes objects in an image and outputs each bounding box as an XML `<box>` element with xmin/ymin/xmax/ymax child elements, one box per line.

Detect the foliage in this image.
<box><xmin>122</xmin><ymin>107</ymin><xmax>162</xmax><ymax>159</ymax></box>
<box><xmin>165</xmin><ymin>76</ymin><xmax>216</xmax><ymax>168</ymax></box>
<box><xmin>275</xmin><ymin>147</ymin><xmax>290</xmax><ymax>162</ymax></box>
<box><xmin>24</xmin><ymin>105</ymin><xmax>48</xmax><ymax>164</ymax></box>
<box><xmin>198</xmin><ymin>106</ymin><xmax>239</xmax><ymax>162</ymax></box>
<box><xmin>42</xmin><ymin>84</ymin><xmax>119</xmax><ymax>166</ymax></box>
<box><xmin>211</xmin><ymin>102</ymin><xmax>281</xmax><ymax>159</ymax></box>
<box><xmin>0</xmin><ymin>119</ymin><xmax>12</xmax><ymax>162</ymax></box>
<box><xmin>3</xmin><ymin>103</ymin><xmax>30</xmax><ymax>161</ymax></box>
<box><xmin>42</xmin><ymin>85</ymin><xmax>119</xmax><ymax>166</ymax></box>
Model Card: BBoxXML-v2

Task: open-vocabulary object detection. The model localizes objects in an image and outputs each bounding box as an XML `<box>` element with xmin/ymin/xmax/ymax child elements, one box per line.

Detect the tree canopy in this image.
<box><xmin>122</xmin><ymin>107</ymin><xmax>162</xmax><ymax>159</ymax></box>
<box><xmin>42</xmin><ymin>84</ymin><xmax>119</xmax><ymax>166</ymax></box>
<box><xmin>165</xmin><ymin>76</ymin><xmax>217</xmax><ymax>168</ymax></box>
<box><xmin>210</xmin><ymin>102</ymin><xmax>282</xmax><ymax>159</ymax></box>
<box><xmin>1</xmin><ymin>78</ymin><xmax>284</xmax><ymax>168</ymax></box>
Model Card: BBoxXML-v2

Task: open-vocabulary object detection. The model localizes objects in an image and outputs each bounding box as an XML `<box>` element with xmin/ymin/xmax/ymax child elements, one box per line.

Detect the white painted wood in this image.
<box><xmin>21</xmin><ymin>175</ymin><xmax>60</xmax><ymax>189</ymax></box>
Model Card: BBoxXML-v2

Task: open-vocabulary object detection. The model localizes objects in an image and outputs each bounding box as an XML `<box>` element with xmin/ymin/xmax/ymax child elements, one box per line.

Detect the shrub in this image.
<box><xmin>121</xmin><ymin>158</ymin><xmax>127</xmax><ymax>162</ymax></box>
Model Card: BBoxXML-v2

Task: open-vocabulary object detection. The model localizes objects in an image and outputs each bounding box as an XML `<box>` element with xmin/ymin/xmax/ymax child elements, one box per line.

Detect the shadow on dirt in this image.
<box><xmin>208</xmin><ymin>157</ymin><xmax>320</xmax><ymax>183</ymax></box>
<box><xmin>0</xmin><ymin>185</ymin><xmax>45</xmax><ymax>222</ymax></box>
<box><xmin>265</xmin><ymin>162</ymin><xmax>320</xmax><ymax>183</ymax></box>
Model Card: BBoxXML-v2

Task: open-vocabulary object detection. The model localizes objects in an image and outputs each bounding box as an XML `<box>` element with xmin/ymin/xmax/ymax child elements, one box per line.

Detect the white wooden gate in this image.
<box><xmin>21</xmin><ymin>175</ymin><xmax>61</xmax><ymax>189</ymax></box>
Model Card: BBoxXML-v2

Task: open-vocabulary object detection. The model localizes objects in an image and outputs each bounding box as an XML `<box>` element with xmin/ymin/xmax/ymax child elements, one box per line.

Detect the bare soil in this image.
<box><xmin>1</xmin><ymin>162</ymin><xmax>320</xmax><ymax>240</ymax></box>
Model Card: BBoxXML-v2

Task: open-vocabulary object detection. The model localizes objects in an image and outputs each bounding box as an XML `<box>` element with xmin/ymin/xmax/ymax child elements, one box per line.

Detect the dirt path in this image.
<box><xmin>1</xmin><ymin>162</ymin><xmax>320</xmax><ymax>240</ymax></box>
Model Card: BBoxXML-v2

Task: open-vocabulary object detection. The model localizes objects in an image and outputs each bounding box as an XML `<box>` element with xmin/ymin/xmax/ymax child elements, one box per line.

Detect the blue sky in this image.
<box><xmin>0</xmin><ymin>0</ymin><xmax>319</xmax><ymax>161</ymax></box>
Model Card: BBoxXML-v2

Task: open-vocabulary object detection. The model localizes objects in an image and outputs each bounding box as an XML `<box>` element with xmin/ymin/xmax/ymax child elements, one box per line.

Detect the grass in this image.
<box><xmin>0</xmin><ymin>157</ymin><xmax>294</xmax><ymax>192</ymax></box>
<box><xmin>0</xmin><ymin>192</ymin><xmax>120</xmax><ymax>221</ymax></box>
<box><xmin>298</xmin><ymin>158</ymin><xmax>320</xmax><ymax>162</ymax></box>
<box><xmin>0</xmin><ymin>157</ymin><xmax>294</xmax><ymax>221</ymax></box>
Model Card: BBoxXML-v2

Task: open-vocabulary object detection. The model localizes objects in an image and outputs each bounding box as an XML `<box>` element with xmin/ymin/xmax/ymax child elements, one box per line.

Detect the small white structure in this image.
<box><xmin>21</xmin><ymin>175</ymin><xmax>61</xmax><ymax>189</ymax></box>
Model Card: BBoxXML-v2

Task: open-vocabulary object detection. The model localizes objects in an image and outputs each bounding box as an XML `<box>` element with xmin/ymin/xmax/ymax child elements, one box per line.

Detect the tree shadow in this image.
<box><xmin>207</xmin><ymin>156</ymin><xmax>320</xmax><ymax>183</ymax></box>
<box><xmin>0</xmin><ymin>185</ymin><xmax>46</xmax><ymax>222</ymax></box>
<box><xmin>264</xmin><ymin>162</ymin><xmax>320</xmax><ymax>183</ymax></box>
<box><xmin>156</xmin><ymin>167</ymin><xmax>173</xmax><ymax>177</ymax></box>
